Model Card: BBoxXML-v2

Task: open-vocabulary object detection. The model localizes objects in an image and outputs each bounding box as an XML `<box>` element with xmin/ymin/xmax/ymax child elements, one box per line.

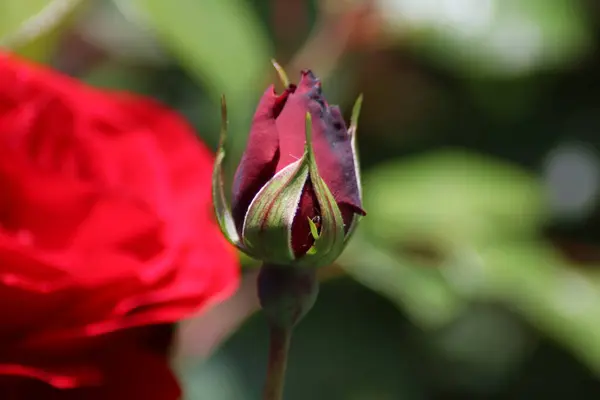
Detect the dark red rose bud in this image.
<box><xmin>213</xmin><ymin>62</ymin><xmax>365</xmax><ymax>267</ymax></box>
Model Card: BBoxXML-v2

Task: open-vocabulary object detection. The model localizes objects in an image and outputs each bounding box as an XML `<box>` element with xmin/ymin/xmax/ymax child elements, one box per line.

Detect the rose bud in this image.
<box><xmin>213</xmin><ymin>63</ymin><xmax>366</xmax><ymax>267</ymax></box>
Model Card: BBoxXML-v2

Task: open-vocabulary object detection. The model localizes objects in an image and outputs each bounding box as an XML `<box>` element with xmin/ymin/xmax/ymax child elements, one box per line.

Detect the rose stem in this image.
<box><xmin>263</xmin><ymin>326</ymin><xmax>292</xmax><ymax>400</ymax></box>
<box><xmin>257</xmin><ymin>264</ymin><xmax>319</xmax><ymax>400</ymax></box>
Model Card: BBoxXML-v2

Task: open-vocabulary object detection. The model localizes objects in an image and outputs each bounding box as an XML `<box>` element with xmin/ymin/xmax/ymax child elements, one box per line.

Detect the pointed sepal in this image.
<box><xmin>344</xmin><ymin>94</ymin><xmax>364</xmax><ymax>242</ymax></box>
<box><xmin>242</xmin><ymin>159</ymin><xmax>310</xmax><ymax>264</ymax></box>
<box><xmin>212</xmin><ymin>95</ymin><xmax>247</xmax><ymax>251</ymax></box>
<box><xmin>349</xmin><ymin>93</ymin><xmax>363</xmax><ymax>139</ymax></box>
<box><xmin>271</xmin><ymin>58</ymin><xmax>290</xmax><ymax>88</ymax></box>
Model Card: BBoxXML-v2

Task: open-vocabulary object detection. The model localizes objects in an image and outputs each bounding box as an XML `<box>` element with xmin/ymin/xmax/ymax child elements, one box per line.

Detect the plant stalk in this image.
<box><xmin>263</xmin><ymin>326</ymin><xmax>293</xmax><ymax>400</ymax></box>
<box><xmin>257</xmin><ymin>264</ymin><xmax>319</xmax><ymax>400</ymax></box>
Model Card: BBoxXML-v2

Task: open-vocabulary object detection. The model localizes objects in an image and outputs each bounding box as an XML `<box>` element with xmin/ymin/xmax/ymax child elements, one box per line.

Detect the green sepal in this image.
<box><xmin>295</xmin><ymin>112</ymin><xmax>346</xmax><ymax>268</ymax></box>
<box><xmin>308</xmin><ymin>217</ymin><xmax>320</xmax><ymax>240</ymax></box>
<box><xmin>271</xmin><ymin>59</ymin><xmax>290</xmax><ymax>88</ymax></box>
<box><xmin>242</xmin><ymin>159</ymin><xmax>310</xmax><ymax>264</ymax></box>
<box><xmin>344</xmin><ymin>94</ymin><xmax>364</xmax><ymax>243</ymax></box>
<box><xmin>211</xmin><ymin>95</ymin><xmax>247</xmax><ymax>251</ymax></box>
<box><xmin>349</xmin><ymin>94</ymin><xmax>363</xmax><ymax>138</ymax></box>
<box><xmin>349</xmin><ymin>93</ymin><xmax>363</xmax><ymax>200</ymax></box>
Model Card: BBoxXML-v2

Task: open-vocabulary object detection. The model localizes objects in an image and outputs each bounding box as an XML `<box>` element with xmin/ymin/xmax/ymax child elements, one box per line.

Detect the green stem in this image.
<box><xmin>257</xmin><ymin>264</ymin><xmax>319</xmax><ymax>400</ymax></box>
<box><xmin>263</xmin><ymin>326</ymin><xmax>292</xmax><ymax>400</ymax></box>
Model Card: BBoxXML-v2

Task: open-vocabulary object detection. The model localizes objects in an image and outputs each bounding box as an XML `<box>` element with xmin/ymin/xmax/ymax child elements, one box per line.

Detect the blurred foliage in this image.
<box><xmin>128</xmin><ymin>0</ymin><xmax>273</xmax><ymax>162</ymax></box>
<box><xmin>360</xmin><ymin>151</ymin><xmax>547</xmax><ymax>248</ymax></box>
<box><xmin>0</xmin><ymin>0</ymin><xmax>84</xmax><ymax>61</ymax></box>
<box><xmin>380</xmin><ymin>0</ymin><xmax>592</xmax><ymax>77</ymax></box>
<box><xmin>4</xmin><ymin>0</ymin><xmax>600</xmax><ymax>398</ymax></box>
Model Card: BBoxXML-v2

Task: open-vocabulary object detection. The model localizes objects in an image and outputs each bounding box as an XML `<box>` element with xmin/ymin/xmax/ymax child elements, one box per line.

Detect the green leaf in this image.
<box><xmin>242</xmin><ymin>159</ymin><xmax>309</xmax><ymax>264</ymax></box>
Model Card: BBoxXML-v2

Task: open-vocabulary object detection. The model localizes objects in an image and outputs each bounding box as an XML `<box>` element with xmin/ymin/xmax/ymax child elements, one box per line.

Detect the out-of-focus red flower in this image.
<box><xmin>0</xmin><ymin>52</ymin><xmax>239</xmax><ymax>399</ymax></box>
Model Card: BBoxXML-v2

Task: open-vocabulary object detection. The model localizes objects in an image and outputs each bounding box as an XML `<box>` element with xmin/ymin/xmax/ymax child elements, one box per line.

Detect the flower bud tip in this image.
<box><xmin>271</xmin><ymin>59</ymin><xmax>291</xmax><ymax>88</ymax></box>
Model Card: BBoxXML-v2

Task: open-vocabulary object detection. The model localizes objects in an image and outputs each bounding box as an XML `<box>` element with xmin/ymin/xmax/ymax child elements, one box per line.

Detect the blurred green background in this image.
<box><xmin>4</xmin><ymin>0</ymin><xmax>600</xmax><ymax>398</ymax></box>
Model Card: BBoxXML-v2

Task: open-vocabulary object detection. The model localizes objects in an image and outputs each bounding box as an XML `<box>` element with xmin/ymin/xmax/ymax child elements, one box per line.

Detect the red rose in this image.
<box><xmin>0</xmin><ymin>52</ymin><xmax>239</xmax><ymax>399</ymax></box>
<box><xmin>214</xmin><ymin>68</ymin><xmax>365</xmax><ymax>267</ymax></box>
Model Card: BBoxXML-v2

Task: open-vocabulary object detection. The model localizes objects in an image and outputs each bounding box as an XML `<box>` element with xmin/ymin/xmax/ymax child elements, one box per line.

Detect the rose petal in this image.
<box><xmin>315</xmin><ymin>105</ymin><xmax>364</xmax><ymax>217</ymax></box>
<box><xmin>0</xmin><ymin>52</ymin><xmax>241</xmax><ymax>397</ymax></box>
<box><xmin>0</xmin><ymin>326</ymin><xmax>179</xmax><ymax>400</ymax></box>
<box><xmin>290</xmin><ymin>181</ymin><xmax>320</xmax><ymax>255</ymax></box>
<box><xmin>0</xmin><ymin>364</ymin><xmax>99</xmax><ymax>390</ymax></box>
<box><xmin>275</xmin><ymin>71</ymin><xmax>364</xmax><ymax>221</ymax></box>
<box><xmin>231</xmin><ymin>85</ymin><xmax>290</xmax><ymax>232</ymax></box>
<box><xmin>274</xmin><ymin>70</ymin><xmax>319</xmax><ymax>173</ymax></box>
<box><xmin>0</xmin><ymin>154</ymin><xmax>97</xmax><ymax>251</ymax></box>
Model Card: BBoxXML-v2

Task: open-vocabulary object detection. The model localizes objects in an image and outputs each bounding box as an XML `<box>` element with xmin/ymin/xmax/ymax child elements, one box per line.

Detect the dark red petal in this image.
<box><xmin>297</xmin><ymin>70</ymin><xmax>320</xmax><ymax>94</ymax></box>
<box><xmin>274</xmin><ymin>71</ymin><xmax>318</xmax><ymax>173</ymax></box>
<box><xmin>231</xmin><ymin>85</ymin><xmax>290</xmax><ymax>232</ymax></box>
<box><xmin>339</xmin><ymin>203</ymin><xmax>358</xmax><ymax>234</ymax></box>
<box><xmin>0</xmin><ymin>326</ymin><xmax>180</xmax><ymax>400</ymax></box>
<box><xmin>290</xmin><ymin>181</ymin><xmax>319</xmax><ymax>256</ymax></box>
<box><xmin>276</xmin><ymin>71</ymin><xmax>364</xmax><ymax>217</ymax></box>
<box><xmin>315</xmin><ymin>104</ymin><xmax>363</xmax><ymax>214</ymax></box>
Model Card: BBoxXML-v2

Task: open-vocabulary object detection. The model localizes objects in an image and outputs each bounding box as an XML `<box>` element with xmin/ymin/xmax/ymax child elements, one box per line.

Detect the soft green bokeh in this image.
<box><xmin>129</xmin><ymin>0</ymin><xmax>273</xmax><ymax>166</ymax></box>
<box><xmin>5</xmin><ymin>0</ymin><xmax>600</xmax><ymax>398</ymax></box>
<box><xmin>381</xmin><ymin>0</ymin><xmax>592</xmax><ymax>77</ymax></box>
<box><xmin>360</xmin><ymin>150</ymin><xmax>548</xmax><ymax>250</ymax></box>
<box><xmin>343</xmin><ymin>150</ymin><xmax>600</xmax><ymax>374</ymax></box>
<box><xmin>0</xmin><ymin>0</ymin><xmax>84</xmax><ymax>61</ymax></box>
